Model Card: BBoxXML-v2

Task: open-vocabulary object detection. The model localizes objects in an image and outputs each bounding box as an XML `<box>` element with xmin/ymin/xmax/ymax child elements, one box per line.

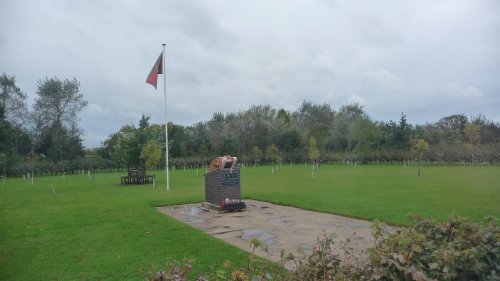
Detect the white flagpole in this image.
<box><xmin>162</xmin><ymin>43</ymin><xmax>170</xmax><ymax>191</ymax></box>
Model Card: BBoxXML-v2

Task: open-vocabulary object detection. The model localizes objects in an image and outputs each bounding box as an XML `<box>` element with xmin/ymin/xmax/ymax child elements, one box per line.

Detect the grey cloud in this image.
<box><xmin>1</xmin><ymin>0</ymin><xmax>499</xmax><ymax>147</ymax></box>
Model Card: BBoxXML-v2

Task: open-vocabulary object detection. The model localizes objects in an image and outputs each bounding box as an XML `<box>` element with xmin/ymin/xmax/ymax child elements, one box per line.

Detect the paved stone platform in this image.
<box><xmin>157</xmin><ymin>200</ymin><xmax>394</xmax><ymax>263</ymax></box>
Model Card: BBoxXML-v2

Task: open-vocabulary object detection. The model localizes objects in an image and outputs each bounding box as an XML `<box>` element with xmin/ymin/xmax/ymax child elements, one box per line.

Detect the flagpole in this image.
<box><xmin>162</xmin><ymin>43</ymin><xmax>170</xmax><ymax>192</ymax></box>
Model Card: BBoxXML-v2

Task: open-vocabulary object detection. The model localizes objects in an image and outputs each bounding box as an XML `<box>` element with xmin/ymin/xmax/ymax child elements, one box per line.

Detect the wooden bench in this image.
<box><xmin>120</xmin><ymin>169</ymin><xmax>154</xmax><ymax>184</ymax></box>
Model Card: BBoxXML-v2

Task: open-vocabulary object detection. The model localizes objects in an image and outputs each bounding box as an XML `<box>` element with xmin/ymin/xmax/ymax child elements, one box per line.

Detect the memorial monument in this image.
<box><xmin>202</xmin><ymin>155</ymin><xmax>246</xmax><ymax>212</ymax></box>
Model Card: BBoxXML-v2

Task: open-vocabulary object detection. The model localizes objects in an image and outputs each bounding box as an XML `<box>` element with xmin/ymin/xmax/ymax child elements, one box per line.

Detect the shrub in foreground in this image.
<box><xmin>366</xmin><ymin>214</ymin><xmax>499</xmax><ymax>280</ymax></box>
<box><xmin>146</xmin><ymin>215</ymin><xmax>499</xmax><ymax>281</ymax></box>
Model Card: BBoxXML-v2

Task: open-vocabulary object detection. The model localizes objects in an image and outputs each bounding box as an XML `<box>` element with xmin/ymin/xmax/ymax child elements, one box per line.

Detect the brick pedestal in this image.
<box><xmin>204</xmin><ymin>168</ymin><xmax>245</xmax><ymax>211</ymax></box>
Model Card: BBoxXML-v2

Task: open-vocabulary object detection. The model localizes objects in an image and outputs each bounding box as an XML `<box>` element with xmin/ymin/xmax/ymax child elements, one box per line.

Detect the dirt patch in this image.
<box><xmin>157</xmin><ymin>200</ymin><xmax>391</xmax><ymax>263</ymax></box>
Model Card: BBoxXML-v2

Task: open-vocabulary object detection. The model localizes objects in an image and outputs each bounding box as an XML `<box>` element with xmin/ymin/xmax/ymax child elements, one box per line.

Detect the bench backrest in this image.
<box><xmin>128</xmin><ymin>169</ymin><xmax>145</xmax><ymax>177</ymax></box>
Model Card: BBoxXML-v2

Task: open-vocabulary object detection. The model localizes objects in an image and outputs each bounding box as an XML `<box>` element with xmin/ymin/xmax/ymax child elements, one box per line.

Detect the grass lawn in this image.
<box><xmin>0</xmin><ymin>171</ymin><xmax>247</xmax><ymax>281</ymax></box>
<box><xmin>243</xmin><ymin>164</ymin><xmax>500</xmax><ymax>225</ymax></box>
<box><xmin>1</xmin><ymin>164</ymin><xmax>499</xmax><ymax>280</ymax></box>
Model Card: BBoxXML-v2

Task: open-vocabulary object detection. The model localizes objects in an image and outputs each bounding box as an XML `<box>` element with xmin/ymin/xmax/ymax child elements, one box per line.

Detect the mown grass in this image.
<box><xmin>0</xmin><ymin>171</ymin><xmax>247</xmax><ymax>281</ymax></box>
<box><xmin>0</xmin><ymin>164</ymin><xmax>499</xmax><ymax>280</ymax></box>
<box><xmin>242</xmin><ymin>164</ymin><xmax>500</xmax><ymax>225</ymax></box>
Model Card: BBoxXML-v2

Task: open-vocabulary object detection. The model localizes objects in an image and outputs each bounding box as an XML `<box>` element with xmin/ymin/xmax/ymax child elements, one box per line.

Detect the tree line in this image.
<box><xmin>1</xmin><ymin>72</ymin><xmax>499</xmax><ymax>176</ymax></box>
<box><xmin>97</xmin><ymin>102</ymin><xmax>500</xmax><ymax>171</ymax></box>
<box><xmin>1</xmin><ymin>73</ymin><xmax>87</xmax><ymax>176</ymax></box>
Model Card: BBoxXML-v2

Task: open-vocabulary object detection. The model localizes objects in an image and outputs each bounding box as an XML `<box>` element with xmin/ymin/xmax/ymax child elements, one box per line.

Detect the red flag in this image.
<box><xmin>146</xmin><ymin>51</ymin><xmax>163</xmax><ymax>89</ymax></box>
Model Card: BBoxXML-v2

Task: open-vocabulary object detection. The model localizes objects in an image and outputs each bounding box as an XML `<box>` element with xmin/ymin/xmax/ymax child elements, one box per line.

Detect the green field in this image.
<box><xmin>1</xmin><ymin>165</ymin><xmax>499</xmax><ymax>280</ymax></box>
<box><xmin>244</xmin><ymin>164</ymin><xmax>500</xmax><ymax>224</ymax></box>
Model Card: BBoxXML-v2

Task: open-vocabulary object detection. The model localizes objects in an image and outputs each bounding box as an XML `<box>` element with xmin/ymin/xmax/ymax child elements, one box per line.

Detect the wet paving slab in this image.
<box><xmin>157</xmin><ymin>200</ymin><xmax>390</xmax><ymax>263</ymax></box>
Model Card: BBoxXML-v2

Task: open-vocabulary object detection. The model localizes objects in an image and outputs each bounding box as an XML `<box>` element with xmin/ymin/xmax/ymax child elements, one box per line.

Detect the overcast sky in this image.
<box><xmin>1</xmin><ymin>0</ymin><xmax>499</xmax><ymax>148</ymax></box>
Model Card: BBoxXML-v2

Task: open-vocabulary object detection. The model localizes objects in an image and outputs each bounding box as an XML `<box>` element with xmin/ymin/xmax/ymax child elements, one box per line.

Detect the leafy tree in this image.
<box><xmin>32</xmin><ymin>77</ymin><xmax>87</xmax><ymax>163</ymax></box>
<box><xmin>97</xmin><ymin>131</ymin><xmax>122</xmax><ymax>167</ymax></box>
<box><xmin>380</xmin><ymin>113</ymin><xmax>413</xmax><ymax>161</ymax></box>
<box><xmin>308</xmin><ymin>137</ymin><xmax>320</xmax><ymax>170</ymax></box>
<box><xmin>437</xmin><ymin>114</ymin><xmax>468</xmax><ymax>144</ymax></box>
<box><xmin>276</xmin><ymin>108</ymin><xmax>290</xmax><ymax>126</ymax></box>
<box><xmin>396</xmin><ymin>113</ymin><xmax>412</xmax><ymax>149</ymax></box>
<box><xmin>413</xmin><ymin>139</ymin><xmax>429</xmax><ymax>176</ymax></box>
<box><xmin>138</xmin><ymin>115</ymin><xmax>152</xmax><ymax>143</ymax></box>
<box><xmin>220</xmin><ymin>134</ymin><xmax>239</xmax><ymax>156</ymax></box>
<box><xmin>207</xmin><ymin>112</ymin><xmax>225</xmax><ymax>154</ymax></box>
<box><xmin>331</xmin><ymin>103</ymin><xmax>377</xmax><ymax>162</ymax></box>
<box><xmin>246</xmin><ymin>105</ymin><xmax>277</xmax><ymax>124</ymax></box>
<box><xmin>0</xmin><ymin>106</ymin><xmax>12</xmax><ymax>154</ymax></box>
<box><xmin>252</xmin><ymin>146</ymin><xmax>263</xmax><ymax>167</ymax></box>
<box><xmin>0</xmin><ymin>73</ymin><xmax>31</xmax><ymax>164</ymax></box>
<box><xmin>198</xmin><ymin>143</ymin><xmax>209</xmax><ymax>167</ymax></box>
<box><xmin>118</xmin><ymin>124</ymin><xmax>141</xmax><ymax>168</ymax></box>
<box><xmin>97</xmin><ymin>101</ymin><xmax>500</xmax><ymax>170</ymax></box>
<box><xmin>472</xmin><ymin>115</ymin><xmax>500</xmax><ymax>144</ymax></box>
<box><xmin>168</xmin><ymin>123</ymin><xmax>187</xmax><ymax>158</ymax></box>
<box><xmin>293</xmin><ymin>101</ymin><xmax>334</xmax><ymax>153</ymax></box>
<box><xmin>141</xmin><ymin>140</ymin><xmax>162</xmax><ymax>171</ymax></box>
<box><xmin>0</xmin><ymin>73</ymin><xmax>28</xmax><ymax>125</ymax></box>
<box><xmin>188</xmin><ymin>122</ymin><xmax>210</xmax><ymax>157</ymax></box>
<box><xmin>464</xmin><ymin>122</ymin><xmax>480</xmax><ymax>163</ymax></box>
<box><xmin>248</xmin><ymin>121</ymin><xmax>270</xmax><ymax>154</ymax></box>
<box><xmin>240</xmin><ymin>106</ymin><xmax>275</xmax><ymax>157</ymax></box>
<box><xmin>277</xmin><ymin>130</ymin><xmax>301</xmax><ymax>162</ymax></box>
<box><xmin>0</xmin><ymin>152</ymin><xmax>5</xmax><ymax>180</ymax></box>
<box><xmin>179</xmin><ymin>141</ymin><xmax>189</xmax><ymax>168</ymax></box>
<box><xmin>98</xmin><ymin>116</ymin><xmax>166</xmax><ymax>170</ymax></box>
<box><xmin>136</xmin><ymin>115</ymin><xmax>156</xmax><ymax>167</ymax></box>
<box><xmin>264</xmin><ymin>144</ymin><xmax>280</xmax><ymax>165</ymax></box>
